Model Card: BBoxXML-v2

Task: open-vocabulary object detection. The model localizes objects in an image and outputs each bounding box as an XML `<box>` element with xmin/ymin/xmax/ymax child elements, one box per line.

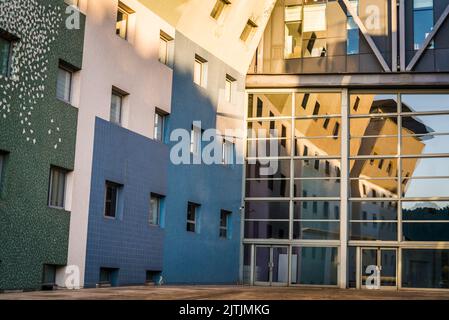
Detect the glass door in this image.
<box><xmin>254</xmin><ymin>246</ymin><xmax>288</xmax><ymax>286</ymax></box>
<box><xmin>360</xmin><ymin>247</ymin><xmax>397</xmax><ymax>289</ymax></box>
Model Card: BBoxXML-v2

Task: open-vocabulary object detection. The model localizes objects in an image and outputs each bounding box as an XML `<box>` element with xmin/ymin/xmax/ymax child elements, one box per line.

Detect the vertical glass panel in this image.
<box><xmin>243</xmin><ymin>245</ymin><xmax>252</xmax><ymax>284</ymax></box>
<box><xmin>401</xmin><ymin>94</ymin><xmax>449</xmax><ymax>112</ymax></box>
<box><xmin>361</xmin><ymin>248</ymin><xmax>377</xmax><ymax>287</ymax></box>
<box><xmin>347</xmin><ymin>16</ymin><xmax>359</xmax><ymax>55</ymax></box>
<box><xmin>255</xmin><ymin>246</ymin><xmax>270</xmax><ymax>282</ymax></box>
<box><xmin>350</xmin><ymin>222</ymin><xmax>397</xmax><ymax>241</ymax></box>
<box><xmin>248</xmin><ymin>94</ymin><xmax>292</xmax><ymax>118</ymax></box>
<box><xmin>413</xmin><ymin>0</ymin><xmax>434</xmax><ymax>50</ymax></box>
<box><xmin>348</xmin><ymin>247</ymin><xmax>357</xmax><ymax>288</ymax></box>
<box><xmin>272</xmin><ymin>247</ymin><xmax>289</xmax><ymax>284</ymax></box>
<box><xmin>0</xmin><ymin>37</ymin><xmax>11</xmax><ymax>76</ymax></box>
<box><xmin>403</xmin><ymin>158</ymin><xmax>449</xmax><ymax>178</ymax></box>
<box><xmin>402</xmin><ymin>249</ymin><xmax>449</xmax><ymax>289</ymax></box>
<box><xmin>245</xmin><ymin>201</ymin><xmax>290</xmax><ymax>220</ymax></box>
<box><xmin>302</xmin><ymin>1</ymin><xmax>327</xmax><ymax>57</ymax></box>
<box><xmin>350</xmin><ymin>94</ymin><xmax>398</xmax><ymax>115</ymax></box>
<box><xmin>56</xmin><ymin>67</ymin><xmax>71</xmax><ymax>102</ymax></box>
<box><xmin>285</xmin><ymin>5</ymin><xmax>302</xmax><ymax>59</ymax></box>
<box><xmin>245</xmin><ymin>221</ymin><xmax>289</xmax><ymax>239</ymax></box>
<box><xmin>291</xmin><ymin>247</ymin><xmax>338</xmax><ymax>285</ymax></box>
<box><xmin>110</xmin><ymin>93</ymin><xmax>122</xmax><ymax>125</ymax></box>
<box><xmin>380</xmin><ymin>249</ymin><xmax>397</xmax><ymax>287</ymax></box>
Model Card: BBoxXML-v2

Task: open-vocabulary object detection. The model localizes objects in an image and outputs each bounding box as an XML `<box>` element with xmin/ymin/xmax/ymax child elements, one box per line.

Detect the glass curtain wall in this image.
<box><xmin>245</xmin><ymin>90</ymin><xmax>449</xmax><ymax>289</ymax></box>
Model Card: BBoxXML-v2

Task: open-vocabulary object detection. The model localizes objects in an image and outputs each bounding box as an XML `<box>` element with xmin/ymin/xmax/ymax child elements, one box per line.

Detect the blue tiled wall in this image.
<box><xmin>162</xmin><ymin>32</ymin><xmax>243</xmax><ymax>284</ymax></box>
<box><xmin>84</xmin><ymin>118</ymin><xmax>168</xmax><ymax>287</ymax></box>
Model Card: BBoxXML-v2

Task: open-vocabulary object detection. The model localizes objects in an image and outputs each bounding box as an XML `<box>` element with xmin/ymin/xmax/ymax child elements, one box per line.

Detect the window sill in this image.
<box><xmin>103</xmin><ymin>215</ymin><xmax>117</xmax><ymax>220</ymax></box>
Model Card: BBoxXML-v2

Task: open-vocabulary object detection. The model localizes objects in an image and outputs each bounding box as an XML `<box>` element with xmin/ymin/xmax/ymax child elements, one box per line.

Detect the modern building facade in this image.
<box><xmin>0</xmin><ymin>0</ymin><xmax>86</xmax><ymax>290</ymax></box>
<box><xmin>2</xmin><ymin>0</ymin><xmax>449</xmax><ymax>293</ymax></box>
<box><xmin>243</xmin><ymin>0</ymin><xmax>449</xmax><ymax>290</ymax></box>
<box><xmin>62</xmin><ymin>0</ymin><xmax>175</xmax><ymax>288</ymax></box>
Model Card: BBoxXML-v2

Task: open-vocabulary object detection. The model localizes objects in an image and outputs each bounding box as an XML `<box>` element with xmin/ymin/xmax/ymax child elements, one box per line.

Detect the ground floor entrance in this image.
<box><xmin>359</xmin><ymin>247</ymin><xmax>397</xmax><ymax>290</ymax></box>
<box><xmin>254</xmin><ymin>246</ymin><xmax>289</xmax><ymax>286</ymax></box>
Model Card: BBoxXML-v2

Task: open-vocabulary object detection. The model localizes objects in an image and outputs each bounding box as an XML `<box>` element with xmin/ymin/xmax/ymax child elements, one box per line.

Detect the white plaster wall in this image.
<box><xmin>58</xmin><ymin>0</ymin><xmax>174</xmax><ymax>288</ymax></box>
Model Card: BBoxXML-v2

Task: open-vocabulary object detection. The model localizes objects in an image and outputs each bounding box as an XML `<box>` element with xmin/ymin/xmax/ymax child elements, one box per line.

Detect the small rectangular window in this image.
<box><xmin>240</xmin><ymin>19</ymin><xmax>258</xmax><ymax>42</ymax></box>
<box><xmin>187</xmin><ymin>202</ymin><xmax>200</xmax><ymax>233</ymax></box>
<box><xmin>222</xmin><ymin>138</ymin><xmax>234</xmax><ymax>165</ymax></box>
<box><xmin>346</xmin><ymin>0</ymin><xmax>360</xmax><ymax>55</ymax></box>
<box><xmin>104</xmin><ymin>181</ymin><xmax>121</xmax><ymax>218</ymax></box>
<box><xmin>42</xmin><ymin>264</ymin><xmax>57</xmax><ymax>289</ymax></box>
<box><xmin>110</xmin><ymin>90</ymin><xmax>124</xmax><ymax>125</ymax></box>
<box><xmin>48</xmin><ymin>167</ymin><xmax>67</xmax><ymax>209</ymax></box>
<box><xmin>154</xmin><ymin>109</ymin><xmax>167</xmax><ymax>142</ymax></box>
<box><xmin>99</xmin><ymin>267</ymin><xmax>118</xmax><ymax>287</ymax></box>
<box><xmin>333</xmin><ymin>122</ymin><xmax>340</xmax><ymax>139</ymax></box>
<box><xmin>56</xmin><ymin>65</ymin><xmax>73</xmax><ymax>103</ymax></box>
<box><xmin>301</xmin><ymin>94</ymin><xmax>310</xmax><ymax>109</ymax></box>
<box><xmin>193</xmin><ymin>55</ymin><xmax>208</xmax><ymax>87</ymax></box>
<box><xmin>256</xmin><ymin>98</ymin><xmax>263</xmax><ymax>118</ymax></box>
<box><xmin>191</xmin><ymin>125</ymin><xmax>202</xmax><ymax>155</ymax></box>
<box><xmin>211</xmin><ymin>0</ymin><xmax>231</xmax><ymax>20</ymax></box>
<box><xmin>313</xmin><ymin>102</ymin><xmax>320</xmax><ymax>116</ymax></box>
<box><xmin>116</xmin><ymin>2</ymin><xmax>134</xmax><ymax>40</ymax></box>
<box><xmin>0</xmin><ymin>152</ymin><xmax>5</xmax><ymax>190</ymax></box>
<box><xmin>219</xmin><ymin>210</ymin><xmax>231</xmax><ymax>239</ymax></box>
<box><xmin>225</xmin><ymin>74</ymin><xmax>236</xmax><ymax>103</ymax></box>
<box><xmin>0</xmin><ymin>30</ymin><xmax>18</xmax><ymax>77</ymax></box>
<box><xmin>149</xmin><ymin>193</ymin><xmax>164</xmax><ymax>226</ymax></box>
<box><xmin>159</xmin><ymin>31</ymin><xmax>174</xmax><ymax>67</ymax></box>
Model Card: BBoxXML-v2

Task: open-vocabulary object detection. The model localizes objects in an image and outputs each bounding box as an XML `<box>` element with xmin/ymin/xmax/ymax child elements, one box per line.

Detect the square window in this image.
<box><xmin>187</xmin><ymin>202</ymin><xmax>200</xmax><ymax>233</ymax></box>
<box><xmin>220</xmin><ymin>210</ymin><xmax>231</xmax><ymax>239</ymax></box>
<box><xmin>193</xmin><ymin>55</ymin><xmax>208</xmax><ymax>87</ymax></box>
<box><xmin>104</xmin><ymin>181</ymin><xmax>121</xmax><ymax>218</ymax></box>
<box><xmin>211</xmin><ymin>0</ymin><xmax>231</xmax><ymax>20</ymax></box>
<box><xmin>48</xmin><ymin>167</ymin><xmax>67</xmax><ymax>209</ymax></box>
<box><xmin>240</xmin><ymin>19</ymin><xmax>258</xmax><ymax>42</ymax></box>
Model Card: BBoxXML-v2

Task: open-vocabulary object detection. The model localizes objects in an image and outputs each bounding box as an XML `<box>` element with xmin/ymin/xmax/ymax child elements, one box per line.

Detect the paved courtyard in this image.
<box><xmin>1</xmin><ymin>285</ymin><xmax>449</xmax><ymax>300</ymax></box>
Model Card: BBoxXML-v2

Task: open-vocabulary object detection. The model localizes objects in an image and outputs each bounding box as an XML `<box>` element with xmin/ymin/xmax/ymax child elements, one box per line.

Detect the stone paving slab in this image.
<box><xmin>1</xmin><ymin>285</ymin><xmax>449</xmax><ymax>300</ymax></box>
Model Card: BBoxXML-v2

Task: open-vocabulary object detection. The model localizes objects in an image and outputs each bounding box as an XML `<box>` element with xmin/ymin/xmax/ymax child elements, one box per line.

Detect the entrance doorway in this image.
<box><xmin>254</xmin><ymin>246</ymin><xmax>288</xmax><ymax>286</ymax></box>
<box><xmin>360</xmin><ymin>247</ymin><xmax>397</xmax><ymax>289</ymax></box>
